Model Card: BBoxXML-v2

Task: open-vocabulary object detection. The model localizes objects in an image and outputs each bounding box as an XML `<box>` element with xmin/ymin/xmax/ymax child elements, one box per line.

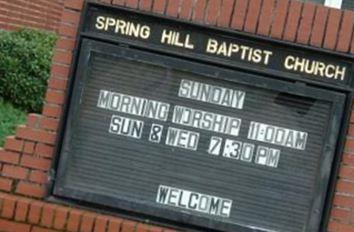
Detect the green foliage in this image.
<box><xmin>0</xmin><ymin>29</ymin><xmax>57</xmax><ymax>113</ymax></box>
<box><xmin>0</xmin><ymin>98</ymin><xmax>26</xmax><ymax>147</ymax></box>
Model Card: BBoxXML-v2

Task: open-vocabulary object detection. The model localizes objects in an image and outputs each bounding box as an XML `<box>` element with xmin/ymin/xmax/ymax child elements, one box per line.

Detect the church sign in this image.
<box><xmin>53</xmin><ymin>3</ymin><xmax>353</xmax><ymax>232</ymax></box>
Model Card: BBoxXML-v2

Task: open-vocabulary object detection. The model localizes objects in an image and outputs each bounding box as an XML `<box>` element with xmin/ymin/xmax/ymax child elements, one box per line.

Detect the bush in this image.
<box><xmin>0</xmin><ymin>29</ymin><xmax>57</xmax><ymax>113</ymax></box>
<box><xmin>0</xmin><ymin>98</ymin><xmax>26</xmax><ymax>147</ymax></box>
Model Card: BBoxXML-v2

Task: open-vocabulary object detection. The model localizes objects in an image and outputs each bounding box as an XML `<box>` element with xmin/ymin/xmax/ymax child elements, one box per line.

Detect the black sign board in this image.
<box><xmin>81</xmin><ymin>3</ymin><xmax>354</xmax><ymax>89</ymax></box>
<box><xmin>53</xmin><ymin>3</ymin><xmax>353</xmax><ymax>232</ymax></box>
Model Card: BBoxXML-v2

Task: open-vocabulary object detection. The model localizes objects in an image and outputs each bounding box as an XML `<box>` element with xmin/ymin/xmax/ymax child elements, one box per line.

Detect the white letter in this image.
<box><xmin>105</xmin><ymin>17</ymin><xmax>116</xmax><ymax>31</ymax></box>
<box><xmin>284</xmin><ymin>55</ymin><xmax>295</xmax><ymax>70</ymax></box>
<box><xmin>161</xmin><ymin>30</ymin><xmax>173</xmax><ymax>44</ymax></box>
<box><xmin>206</xmin><ymin>39</ymin><xmax>218</xmax><ymax>54</ymax></box>
<box><xmin>141</xmin><ymin>25</ymin><xmax>151</xmax><ymax>39</ymax></box>
<box><xmin>263</xmin><ymin>50</ymin><xmax>273</xmax><ymax>65</ymax></box>
<box><xmin>95</xmin><ymin>16</ymin><xmax>106</xmax><ymax>30</ymax></box>
<box><xmin>335</xmin><ymin>66</ymin><xmax>346</xmax><ymax>81</ymax></box>
<box><xmin>178</xmin><ymin>79</ymin><xmax>192</xmax><ymax>98</ymax></box>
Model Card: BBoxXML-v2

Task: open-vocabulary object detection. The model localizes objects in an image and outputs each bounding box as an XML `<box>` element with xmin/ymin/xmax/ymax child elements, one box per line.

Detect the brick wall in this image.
<box><xmin>0</xmin><ymin>0</ymin><xmax>64</xmax><ymax>32</ymax></box>
<box><xmin>0</xmin><ymin>0</ymin><xmax>353</xmax><ymax>231</ymax></box>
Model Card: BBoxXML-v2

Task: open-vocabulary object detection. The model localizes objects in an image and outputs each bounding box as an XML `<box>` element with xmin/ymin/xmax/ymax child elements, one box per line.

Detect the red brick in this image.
<box><xmin>339</xmin><ymin>165</ymin><xmax>354</xmax><ymax>180</ymax></box>
<box><xmin>53</xmin><ymin>49</ymin><xmax>73</xmax><ymax>65</ymax></box>
<box><xmin>54</xmin><ymin>207</ymin><xmax>69</xmax><ymax>230</ymax></box>
<box><xmin>217</xmin><ymin>0</ymin><xmax>235</xmax><ymax>27</ymax></box>
<box><xmin>166</xmin><ymin>0</ymin><xmax>179</xmax><ymax>17</ymax></box>
<box><xmin>2</xmin><ymin>165</ymin><xmax>28</xmax><ymax>180</ymax></box>
<box><xmin>45</xmin><ymin>89</ymin><xmax>66</xmax><ymax>105</ymax></box>
<box><xmin>67</xmin><ymin>210</ymin><xmax>83</xmax><ymax>232</ymax></box>
<box><xmin>21</xmin><ymin>155</ymin><xmax>52</xmax><ymax>171</ymax></box>
<box><xmin>64</xmin><ymin>1</ymin><xmax>84</xmax><ymax>11</ymax></box>
<box><xmin>333</xmin><ymin>194</ymin><xmax>354</xmax><ymax>208</ymax></box>
<box><xmin>350</xmin><ymin>212</ymin><xmax>354</xmax><ymax>222</ymax></box>
<box><xmin>112</xmin><ymin>0</ymin><xmax>126</xmax><ymax>5</ymax></box>
<box><xmin>61</xmin><ymin>9</ymin><xmax>81</xmax><ymax>25</ymax></box>
<box><xmin>40</xmin><ymin>117</ymin><xmax>60</xmax><ymax>131</ymax></box>
<box><xmin>55</xmin><ymin>38</ymin><xmax>76</xmax><ymax>53</ymax></box>
<box><xmin>245</xmin><ymin>0</ymin><xmax>262</xmax><ymax>33</ymax></box>
<box><xmin>16</xmin><ymin>181</ymin><xmax>47</xmax><ymax>198</ymax></box>
<box><xmin>0</xmin><ymin>193</ymin><xmax>6</xmax><ymax>204</ymax></box>
<box><xmin>231</xmin><ymin>0</ymin><xmax>248</xmax><ymax>30</ymax></box>
<box><xmin>24</xmin><ymin>142</ymin><xmax>35</xmax><ymax>154</ymax></box>
<box><xmin>41</xmin><ymin>204</ymin><xmax>56</xmax><ymax>228</ymax></box>
<box><xmin>27</xmin><ymin>114</ymin><xmax>41</xmax><ymax>129</ymax></box>
<box><xmin>257</xmin><ymin>0</ymin><xmax>275</xmax><ymax>36</ymax></box>
<box><xmin>80</xmin><ymin>213</ymin><xmax>96</xmax><ymax>232</ymax></box>
<box><xmin>29</xmin><ymin>170</ymin><xmax>49</xmax><ymax>185</ymax></box>
<box><xmin>296</xmin><ymin>3</ymin><xmax>316</xmax><ymax>44</ymax></box>
<box><xmin>205</xmin><ymin>0</ymin><xmax>221</xmax><ymax>25</ymax></box>
<box><xmin>152</xmin><ymin>0</ymin><xmax>167</xmax><ymax>14</ymax></box>
<box><xmin>283</xmin><ymin>0</ymin><xmax>302</xmax><ymax>42</ymax></box>
<box><xmin>336</xmin><ymin>180</ymin><xmax>354</xmax><ymax>194</ymax></box>
<box><xmin>328</xmin><ymin>220</ymin><xmax>354</xmax><ymax>232</ymax></box>
<box><xmin>107</xmin><ymin>218</ymin><xmax>123</xmax><ymax>232</ymax></box>
<box><xmin>309</xmin><ymin>6</ymin><xmax>329</xmax><ymax>47</ymax></box>
<box><xmin>4</xmin><ymin>137</ymin><xmax>23</xmax><ymax>152</ymax></box>
<box><xmin>58</xmin><ymin>24</ymin><xmax>78</xmax><ymax>38</ymax></box>
<box><xmin>337</xmin><ymin>10</ymin><xmax>354</xmax><ymax>52</ymax></box>
<box><xmin>42</xmin><ymin>104</ymin><xmax>62</xmax><ymax>118</ymax></box>
<box><xmin>15</xmin><ymin>199</ymin><xmax>31</xmax><ymax>222</ymax></box>
<box><xmin>192</xmin><ymin>0</ymin><xmax>207</xmax><ymax>23</ymax></box>
<box><xmin>0</xmin><ymin>149</ymin><xmax>20</xmax><ymax>164</ymax></box>
<box><xmin>48</xmin><ymin>78</ymin><xmax>68</xmax><ymax>91</ymax></box>
<box><xmin>1</xmin><ymin>196</ymin><xmax>16</xmax><ymax>219</ymax></box>
<box><xmin>94</xmin><ymin>216</ymin><xmax>108</xmax><ymax>232</ymax></box>
<box><xmin>179</xmin><ymin>0</ymin><xmax>193</xmax><ymax>20</ymax></box>
<box><xmin>126</xmin><ymin>0</ymin><xmax>139</xmax><ymax>8</ymax></box>
<box><xmin>121</xmin><ymin>220</ymin><xmax>137</xmax><ymax>232</ymax></box>
<box><xmin>348</xmin><ymin>124</ymin><xmax>354</xmax><ymax>137</ymax></box>
<box><xmin>148</xmin><ymin>226</ymin><xmax>164</xmax><ymax>232</ymax></box>
<box><xmin>342</xmin><ymin>153</ymin><xmax>354</xmax><ymax>166</ymax></box>
<box><xmin>330</xmin><ymin>207</ymin><xmax>350</xmax><ymax>222</ymax></box>
<box><xmin>31</xmin><ymin>227</ymin><xmax>58</xmax><ymax>232</ymax></box>
<box><xmin>49</xmin><ymin>63</ymin><xmax>70</xmax><ymax>80</ymax></box>
<box><xmin>28</xmin><ymin>202</ymin><xmax>44</xmax><ymax>224</ymax></box>
<box><xmin>270</xmin><ymin>0</ymin><xmax>289</xmax><ymax>39</ymax></box>
<box><xmin>136</xmin><ymin>223</ymin><xmax>150</xmax><ymax>232</ymax></box>
<box><xmin>35</xmin><ymin>143</ymin><xmax>54</xmax><ymax>158</ymax></box>
<box><xmin>16</xmin><ymin>126</ymin><xmax>56</xmax><ymax>144</ymax></box>
<box><xmin>324</xmin><ymin>9</ymin><xmax>342</xmax><ymax>50</ymax></box>
<box><xmin>139</xmin><ymin>0</ymin><xmax>153</xmax><ymax>11</ymax></box>
<box><xmin>0</xmin><ymin>219</ymin><xmax>30</xmax><ymax>232</ymax></box>
<box><xmin>0</xmin><ymin>177</ymin><xmax>13</xmax><ymax>192</ymax></box>
<box><xmin>345</xmin><ymin>138</ymin><xmax>354</xmax><ymax>152</ymax></box>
